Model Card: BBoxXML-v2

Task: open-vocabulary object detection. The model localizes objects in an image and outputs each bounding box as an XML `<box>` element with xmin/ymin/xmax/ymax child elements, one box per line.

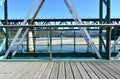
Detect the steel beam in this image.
<box><xmin>49</xmin><ymin>27</ymin><xmax>52</xmax><ymax>60</ymax></box>
<box><xmin>1</xmin><ymin>18</ymin><xmax>120</xmax><ymax>22</ymax></box>
<box><xmin>4</xmin><ymin>0</ymin><xmax>8</xmax><ymax>51</ymax></box>
<box><xmin>99</xmin><ymin>0</ymin><xmax>111</xmax><ymax>60</ymax></box>
<box><xmin>106</xmin><ymin>0</ymin><xmax>111</xmax><ymax>60</ymax></box>
<box><xmin>0</xmin><ymin>24</ymin><xmax>120</xmax><ymax>28</ymax></box>
<box><xmin>99</xmin><ymin>0</ymin><xmax>103</xmax><ymax>55</ymax></box>
<box><xmin>103</xmin><ymin>0</ymin><xmax>107</xmax><ymax>6</ymax></box>
<box><xmin>1</xmin><ymin>18</ymin><xmax>120</xmax><ymax>25</ymax></box>
<box><xmin>3</xmin><ymin>0</ymin><xmax>39</xmax><ymax>59</ymax></box>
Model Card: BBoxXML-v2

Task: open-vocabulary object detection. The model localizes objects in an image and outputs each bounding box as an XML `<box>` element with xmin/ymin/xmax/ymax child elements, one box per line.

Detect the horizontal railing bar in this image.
<box><xmin>0</xmin><ymin>24</ymin><xmax>120</xmax><ymax>28</ymax></box>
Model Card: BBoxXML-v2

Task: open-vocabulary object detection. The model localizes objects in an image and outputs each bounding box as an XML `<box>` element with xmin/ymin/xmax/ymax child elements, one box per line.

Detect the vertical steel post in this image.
<box><xmin>87</xmin><ymin>28</ymin><xmax>89</xmax><ymax>52</ymax></box>
<box><xmin>74</xmin><ymin>29</ymin><xmax>76</xmax><ymax>52</ymax></box>
<box><xmin>47</xmin><ymin>30</ymin><xmax>50</xmax><ymax>52</ymax></box>
<box><xmin>49</xmin><ymin>27</ymin><xmax>52</xmax><ymax>60</ymax></box>
<box><xmin>22</xmin><ymin>37</ymin><xmax>24</xmax><ymax>52</ymax></box>
<box><xmin>61</xmin><ymin>30</ymin><xmax>63</xmax><ymax>53</ymax></box>
<box><xmin>27</xmin><ymin>32</ymin><xmax>29</xmax><ymax>52</ymax></box>
<box><xmin>99</xmin><ymin>0</ymin><xmax>103</xmax><ymax>56</ymax></box>
<box><xmin>4</xmin><ymin>0</ymin><xmax>8</xmax><ymax>51</ymax></box>
<box><xmin>106</xmin><ymin>0</ymin><xmax>111</xmax><ymax>60</ymax></box>
<box><xmin>33</xmin><ymin>28</ymin><xmax>36</xmax><ymax>52</ymax></box>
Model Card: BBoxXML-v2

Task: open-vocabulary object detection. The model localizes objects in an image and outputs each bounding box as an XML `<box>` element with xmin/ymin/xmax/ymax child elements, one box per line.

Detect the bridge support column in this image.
<box><xmin>4</xmin><ymin>0</ymin><xmax>8</xmax><ymax>51</ymax></box>
<box><xmin>106</xmin><ymin>0</ymin><xmax>111</xmax><ymax>60</ymax></box>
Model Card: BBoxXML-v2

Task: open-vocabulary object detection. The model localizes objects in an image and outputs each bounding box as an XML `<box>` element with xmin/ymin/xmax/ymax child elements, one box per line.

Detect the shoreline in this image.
<box><xmin>17</xmin><ymin>37</ymin><xmax>119</xmax><ymax>45</ymax></box>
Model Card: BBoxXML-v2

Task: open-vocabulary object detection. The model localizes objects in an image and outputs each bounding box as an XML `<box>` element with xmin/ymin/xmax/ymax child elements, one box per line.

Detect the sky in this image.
<box><xmin>0</xmin><ymin>0</ymin><xmax>120</xmax><ymax>19</ymax></box>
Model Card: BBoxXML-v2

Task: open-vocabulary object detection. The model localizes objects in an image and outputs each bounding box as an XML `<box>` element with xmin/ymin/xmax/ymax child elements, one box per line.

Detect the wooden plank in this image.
<box><xmin>7</xmin><ymin>62</ymin><xmax>22</xmax><ymax>74</ymax></box>
<box><xmin>49</xmin><ymin>62</ymin><xmax>59</xmax><ymax>79</ymax></box>
<box><xmin>0</xmin><ymin>62</ymin><xmax>8</xmax><ymax>67</ymax></box>
<box><xmin>91</xmin><ymin>62</ymin><xmax>116</xmax><ymax>79</ymax></box>
<box><xmin>0</xmin><ymin>62</ymin><xmax>10</xmax><ymax>79</ymax></box>
<box><xmin>0</xmin><ymin>62</ymin><xmax>26</xmax><ymax>79</ymax></box>
<box><xmin>81</xmin><ymin>62</ymin><xmax>99</xmax><ymax>79</ymax></box>
<box><xmin>87</xmin><ymin>62</ymin><xmax>107</xmax><ymax>79</ymax></box>
<box><xmin>40</xmin><ymin>62</ymin><xmax>54</xmax><ymax>79</ymax></box>
<box><xmin>1</xmin><ymin>62</ymin><xmax>120</xmax><ymax>79</ymax></box>
<box><xmin>0</xmin><ymin>62</ymin><xmax>11</xmax><ymax>74</ymax></box>
<box><xmin>33</xmin><ymin>62</ymin><xmax>49</xmax><ymax>79</ymax></box>
<box><xmin>71</xmin><ymin>62</ymin><xmax>82</xmax><ymax>79</ymax></box>
<box><xmin>23</xmin><ymin>62</ymin><xmax>44</xmax><ymax>79</ymax></box>
<box><xmin>102</xmin><ymin>62</ymin><xmax>120</xmax><ymax>75</ymax></box>
<box><xmin>114</xmin><ymin>62</ymin><xmax>120</xmax><ymax>67</ymax></box>
<box><xmin>12</xmin><ymin>62</ymin><xmax>34</xmax><ymax>79</ymax></box>
<box><xmin>65</xmin><ymin>62</ymin><xmax>74</xmax><ymax>79</ymax></box>
<box><xmin>8</xmin><ymin>62</ymin><xmax>29</xmax><ymax>79</ymax></box>
<box><xmin>97</xmin><ymin>62</ymin><xmax>120</xmax><ymax>79</ymax></box>
<box><xmin>58</xmin><ymin>62</ymin><xmax>65</xmax><ymax>79</ymax></box>
<box><xmin>110</xmin><ymin>62</ymin><xmax>120</xmax><ymax>70</ymax></box>
<box><xmin>76</xmin><ymin>62</ymin><xmax>90</xmax><ymax>79</ymax></box>
<box><xmin>0</xmin><ymin>74</ymin><xmax>8</xmax><ymax>79</ymax></box>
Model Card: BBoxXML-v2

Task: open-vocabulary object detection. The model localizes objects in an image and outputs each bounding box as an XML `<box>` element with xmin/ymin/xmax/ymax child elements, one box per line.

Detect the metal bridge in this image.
<box><xmin>1</xmin><ymin>18</ymin><xmax>120</xmax><ymax>25</ymax></box>
<box><xmin>0</xmin><ymin>0</ymin><xmax>120</xmax><ymax>60</ymax></box>
<box><xmin>1</xmin><ymin>0</ymin><xmax>120</xmax><ymax>78</ymax></box>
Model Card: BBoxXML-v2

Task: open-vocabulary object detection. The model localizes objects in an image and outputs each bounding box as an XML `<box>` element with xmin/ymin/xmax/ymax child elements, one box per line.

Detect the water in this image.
<box><xmin>1</xmin><ymin>37</ymin><xmax>120</xmax><ymax>53</ymax></box>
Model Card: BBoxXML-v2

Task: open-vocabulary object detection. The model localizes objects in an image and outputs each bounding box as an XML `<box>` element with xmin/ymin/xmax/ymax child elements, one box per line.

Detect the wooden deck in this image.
<box><xmin>0</xmin><ymin>61</ymin><xmax>120</xmax><ymax>79</ymax></box>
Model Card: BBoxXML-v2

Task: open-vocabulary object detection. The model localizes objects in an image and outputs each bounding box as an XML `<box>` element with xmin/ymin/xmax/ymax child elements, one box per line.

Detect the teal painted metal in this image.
<box><xmin>101</xmin><ymin>37</ymin><xmax>106</xmax><ymax>51</ymax></box>
<box><xmin>1</xmin><ymin>52</ymin><xmax>118</xmax><ymax>59</ymax></box>
<box><xmin>0</xmin><ymin>26</ymin><xmax>119</xmax><ymax>57</ymax></box>
<box><xmin>1</xmin><ymin>24</ymin><xmax>120</xmax><ymax>28</ymax></box>
<box><xmin>87</xmin><ymin>28</ymin><xmax>90</xmax><ymax>52</ymax></box>
<box><xmin>0</xmin><ymin>56</ymin><xmax>4</xmax><ymax>59</ymax></box>
<box><xmin>102</xmin><ymin>0</ymin><xmax>107</xmax><ymax>6</ymax></box>
<box><xmin>99</xmin><ymin>0</ymin><xmax>108</xmax><ymax>54</ymax></box>
<box><xmin>99</xmin><ymin>0</ymin><xmax>103</xmax><ymax>55</ymax></box>
<box><xmin>0</xmin><ymin>29</ymin><xmax>119</xmax><ymax>57</ymax></box>
<box><xmin>13</xmin><ymin>53</ymin><xmax>95</xmax><ymax>58</ymax></box>
<box><xmin>1</xmin><ymin>58</ymin><xmax>120</xmax><ymax>62</ymax></box>
<box><xmin>21</xmin><ymin>40</ymin><xmax>24</xmax><ymax>53</ymax></box>
<box><xmin>100</xmin><ymin>0</ymin><xmax>111</xmax><ymax>60</ymax></box>
<box><xmin>4</xmin><ymin>0</ymin><xmax>8</xmax><ymax>51</ymax></box>
<box><xmin>2</xmin><ymin>0</ymin><xmax>120</xmax><ymax>60</ymax></box>
<box><xmin>0</xmin><ymin>38</ymin><xmax>6</xmax><ymax>54</ymax></box>
<box><xmin>106</xmin><ymin>0</ymin><xmax>111</xmax><ymax>60</ymax></box>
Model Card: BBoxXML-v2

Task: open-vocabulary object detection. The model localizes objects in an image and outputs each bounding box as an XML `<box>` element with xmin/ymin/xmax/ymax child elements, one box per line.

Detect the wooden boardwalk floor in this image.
<box><xmin>0</xmin><ymin>61</ymin><xmax>120</xmax><ymax>79</ymax></box>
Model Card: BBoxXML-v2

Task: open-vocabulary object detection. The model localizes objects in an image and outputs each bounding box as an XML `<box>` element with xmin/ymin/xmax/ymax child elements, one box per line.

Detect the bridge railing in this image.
<box><xmin>0</xmin><ymin>24</ymin><xmax>120</xmax><ymax>59</ymax></box>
